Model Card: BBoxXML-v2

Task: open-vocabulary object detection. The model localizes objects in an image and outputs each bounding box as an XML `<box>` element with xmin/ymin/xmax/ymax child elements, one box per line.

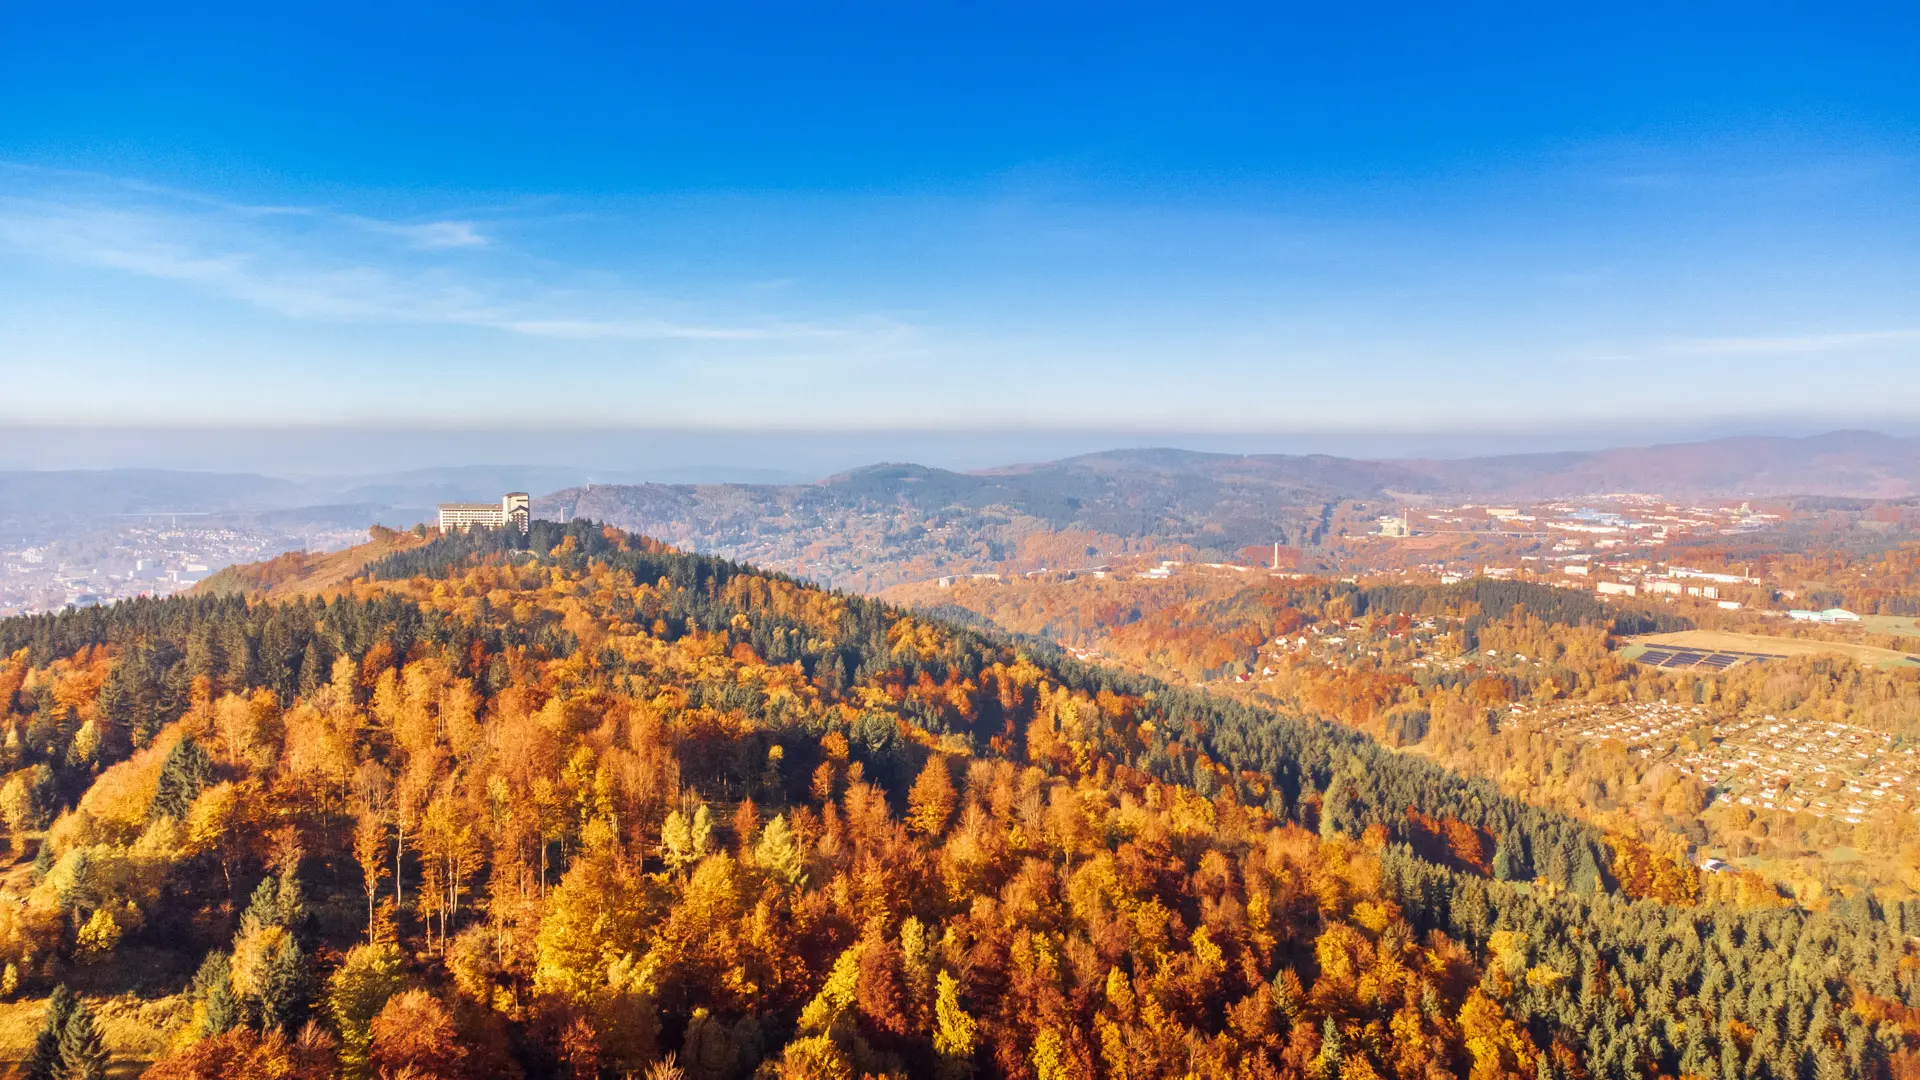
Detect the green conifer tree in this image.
<box><xmin>1318</xmin><ymin>774</ymin><xmax>1354</xmax><ymax>839</ymax></box>
<box><xmin>1492</xmin><ymin>838</ymin><xmax>1515</xmax><ymax>881</ymax></box>
<box><xmin>242</xmin><ymin>874</ymin><xmax>282</xmax><ymax>929</ymax></box>
<box><xmin>193</xmin><ymin>951</ymin><xmax>239</xmax><ymax>1037</ymax></box>
<box><xmin>22</xmin><ymin>984</ymin><xmax>76</xmax><ymax>1080</ymax></box>
<box><xmin>57</xmin><ymin>999</ymin><xmax>109</xmax><ymax>1080</ymax></box>
<box><xmin>148</xmin><ymin>736</ymin><xmax>213</xmax><ymax>821</ymax></box>
<box><xmin>257</xmin><ymin>935</ymin><xmax>308</xmax><ymax>1032</ymax></box>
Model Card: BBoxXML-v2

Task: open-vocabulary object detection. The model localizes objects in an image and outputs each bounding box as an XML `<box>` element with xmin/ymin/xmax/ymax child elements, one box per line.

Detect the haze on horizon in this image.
<box><xmin>3</xmin><ymin>4</ymin><xmax>1918</xmax><ymax>435</ymax></box>
<box><xmin>8</xmin><ymin>422</ymin><xmax>1920</xmax><ymax>481</ymax></box>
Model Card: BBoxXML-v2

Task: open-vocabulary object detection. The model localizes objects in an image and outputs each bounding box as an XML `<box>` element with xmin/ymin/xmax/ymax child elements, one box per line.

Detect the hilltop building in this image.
<box><xmin>438</xmin><ymin>492</ymin><xmax>531</xmax><ymax>534</ymax></box>
<box><xmin>1376</xmin><ymin>512</ymin><xmax>1412</xmax><ymax>538</ymax></box>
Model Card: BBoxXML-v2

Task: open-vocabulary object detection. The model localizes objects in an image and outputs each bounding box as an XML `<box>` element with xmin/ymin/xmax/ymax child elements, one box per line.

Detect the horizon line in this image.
<box><xmin>2</xmin><ymin>418</ymin><xmax>1915</xmax><ymax>438</ymax></box>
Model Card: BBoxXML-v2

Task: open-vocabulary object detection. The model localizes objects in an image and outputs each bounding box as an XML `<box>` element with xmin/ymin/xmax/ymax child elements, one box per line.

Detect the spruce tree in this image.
<box><xmin>241</xmin><ymin>873</ymin><xmax>282</xmax><ymax>929</ymax></box>
<box><xmin>1571</xmin><ymin>847</ymin><xmax>1603</xmax><ymax>895</ymax></box>
<box><xmin>274</xmin><ymin>871</ymin><xmax>307</xmax><ymax>931</ymax></box>
<box><xmin>1492</xmin><ymin>838</ymin><xmax>1515</xmax><ymax>881</ymax></box>
<box><xmin>1318</xmin><ymin>773</ymin><xmax>1354</xmax><ymax>839</ymax></box>
<box><xmin>204</xmin><ymin>975</ymin><xmax>239</xmax><ymax>1037</ymax></box>
<box><xmin>297</xmin><ymin>639</ymin><xmax>326</xmax><ymax>698</ymax></box>
<box><xmin>57</xmin><ymin>999</ymin><xmax>108</xmax><ymax>1080</ymax></box>
<box><xmin>93</xmin><ymin>671</ymin><xmax>133</xmax><ymax>763</ymax></box>
<box><xmin>257</xmin><ymin>935</ymin><xmax>308</xmax><ymax>1032</ymax></box>
<box><xmin>192</xmin><ymin>951</ymin><xmax>238</xmax><ymax>1037</ymax></box>
<box><xmin>148</xmin><ymin>736</ymin><xmax>212</xmax><ymax>821</ymax></box>
<box><xmin>22</xmin><ymin>985</ymin><xmax>76</xmax><ymax>1080</ymax></box>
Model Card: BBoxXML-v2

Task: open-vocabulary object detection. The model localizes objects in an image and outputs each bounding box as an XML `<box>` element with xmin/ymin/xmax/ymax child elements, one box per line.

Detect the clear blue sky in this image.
<box><xmin>2</xmin><ymin>3</ymin><xmax>1917</xmax><ymax>435</ymax></box>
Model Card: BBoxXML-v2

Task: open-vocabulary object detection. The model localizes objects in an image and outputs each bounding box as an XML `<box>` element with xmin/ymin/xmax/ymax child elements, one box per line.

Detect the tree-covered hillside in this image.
<box><xmin>535</xmin><ymin>450</ymin><xmax>1436</xmax><ymax>591</ymax></box>
<box><xmin>0</xmin><ymin>521</ymin><xmax>1912</xmax><ymax>1078</ymax></box>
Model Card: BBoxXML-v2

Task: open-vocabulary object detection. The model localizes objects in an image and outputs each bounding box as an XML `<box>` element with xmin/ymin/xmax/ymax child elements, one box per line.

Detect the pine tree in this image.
<box><xmin>1319</xmin><ymin>774</ymin><xmax>1354</xmax><ymax>839</ymax></box>
<box><xmin>1571</xmin><ymin>847</ymin><xmax>1603</xmax><ymax>895</ymax></box>
<box><xmin>242</xmin><ymin>873</ymin><xmax>282</xmax><ymax>928</ymax></box>
<box><xmin>297</xmin><ymin>640</ymin><xmax>326</xmax><ymax>699</ymax></box>
<box><xmin>57</xmin><ymin>999</ymin><xmax>109</xmax><ymax>1080</ymax></box>
<box><xmin>256</xmin><ymin>934</ymin><xmax>308</xmax><ymax>1032</ymax></box>
<box><xmin>238</xmin><ymin>870</ymin><xmax>305</xmax><ymax>933</ymax></box>
<box><xmin>93</xmin><ymin>668</ymin><xmax>135</xmax><ymax>763</ymax></box>
<box><xmin>148</xmin><ymin>736</ymin><xmax>213</xmax><ymax>821</ymax></box>
<box><xmin>219</xmin><ymin>620</ymin><xmax>255</xmax><ymax>694</ymax></box>
<box><xmin>193</xmin><ymin>951</ymin><xmax>238</xmax><ymax>1037</ymax></box>
<box><xmin>22</xmin><ymin>984</ymin><xmax>76</xmax><ymax>1080</ymax></box>
<box><xmin>1492</xmin><ymin>838</ymin><xmax>1515</xmax><ymax>881</ymax></box>
<box><xmin>184</xmin><ymin>624</ymin><xmax>224</xmax><ymax>688</ymax></box>
<box><xmin>275</xmin><ymin>869</ymin><xmax>308</xmax><ymax>931</ymax></box>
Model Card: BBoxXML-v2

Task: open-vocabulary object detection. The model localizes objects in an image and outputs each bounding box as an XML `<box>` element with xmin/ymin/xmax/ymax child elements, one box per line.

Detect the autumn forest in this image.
<box><xmin>0</xmin><ymin>522</ymin><xmax>1914</xmax><ymax>1080</ymax></box>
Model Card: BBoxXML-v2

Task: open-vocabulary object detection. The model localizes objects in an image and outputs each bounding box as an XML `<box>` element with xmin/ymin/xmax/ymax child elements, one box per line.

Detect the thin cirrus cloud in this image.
<box><xmin>0</xmin><ymin>165</ymin><xmax>898</xmax><ymax>345</ymax></box>
<box><xmin>351</xmin><ymin>217</ymin><xmax>492</xmax><ymax>250</ymax></box>
<box><xmin>1665</xmin><ymin>329</ymin><xmax>1920</xmax><ymax>355</ymax></box>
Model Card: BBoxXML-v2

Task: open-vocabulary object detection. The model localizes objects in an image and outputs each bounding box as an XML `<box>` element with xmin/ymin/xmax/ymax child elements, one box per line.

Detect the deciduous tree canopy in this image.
<box><xmin>0</xmin><ymin>521</ymin><xmax>1908</xmax><ymax>1078</ymax></box>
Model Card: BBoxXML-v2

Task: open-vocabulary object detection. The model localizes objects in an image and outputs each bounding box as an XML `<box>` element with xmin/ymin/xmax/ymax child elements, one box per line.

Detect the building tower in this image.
<box><xmin>502</xmin><ymin>492</ymin><xmax>530</xmax><ymax>534</ymax></box>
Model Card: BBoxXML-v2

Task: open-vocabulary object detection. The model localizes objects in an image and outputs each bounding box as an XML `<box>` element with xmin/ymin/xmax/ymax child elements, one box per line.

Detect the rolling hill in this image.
<box><xmin>537</xmin><ymin>432</ymin><xmax>1920</xmax><ymax>591</ymax></box>
<box><xmin>1400</xmin><ymin>430</ymin><xmax>1920</xmax><ymax>500</ymax></box>
<box><xmin>0</xmin><ymin>520</ymin><xmax>1911</xmax><ymax>1078</ymax></box>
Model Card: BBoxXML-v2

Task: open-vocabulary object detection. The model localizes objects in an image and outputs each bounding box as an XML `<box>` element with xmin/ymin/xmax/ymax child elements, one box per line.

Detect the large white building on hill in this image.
<box><xmin>438</xmin><ymin>492</ymin><xmax>531</xmax><ymax>534</ymax></box>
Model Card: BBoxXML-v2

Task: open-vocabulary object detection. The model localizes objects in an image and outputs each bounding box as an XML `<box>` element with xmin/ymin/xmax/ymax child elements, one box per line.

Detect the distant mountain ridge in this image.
<box><xmin>8</xmin><ymin>431</ymin><xmax>1915</xmax><ymax>585</ymax></box>
<box><xmin>534</xmin><ymin>430</ymin><xmax>1920</xmax><ymax>590</ymax></box>
<box><xmin>8</xmin><ymin>430</ymin><xmax>1909</xmax><ymax>524</ymax></box>
<box><xmin>0</xmin><ymin>463</ymin><xmax>813</xmax><ymax>537</ymax></box>
<box><xmin>536</xmin><ymin>449</ymin><xmax>1433</xmax><ymax>581</ymax></box>
<box><xmin>1399</xmin><ymin>430</ymin><xmax>1920</xmax><ymax>499</ymax></box>
<box><xmin>542</xmin><ymin>430</ymin><xmax>1920</xmax><ymax>554</ymax></box>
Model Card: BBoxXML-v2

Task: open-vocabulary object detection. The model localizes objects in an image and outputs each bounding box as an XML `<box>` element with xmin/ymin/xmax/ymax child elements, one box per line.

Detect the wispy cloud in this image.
<box><xmin>494</xmin><ymin>317</ymin><xmax>869</xmax><ymax>342</ymax></box>
<box><xmin>355</xmin><ymin>217</ymin><xmax>491</xmax><ymax>250</ymax></box>
<box><xmin>1666</xmin><ymin>330</ymin><xmax>1920</xmax><ymax>355</ymax></box>
<box><xmin>0</xmin><ymin>163</ymin><xmax>904</xmax><ymax>347</ymax></box>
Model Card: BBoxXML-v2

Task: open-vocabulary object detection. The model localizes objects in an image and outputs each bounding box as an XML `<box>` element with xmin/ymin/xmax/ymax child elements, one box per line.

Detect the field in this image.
<box><xmin>1626</xmin><ymin>629</ymin><xmax>1920</xmax><ymax>670</ymax></box>
<box><xmin>1859</xmin><ymin>614</ymin><xmax>1920</xmax><ymax>639</ymax></box>
<box><xmin>0</xmin><ymin>990</ymin><xmax>182</xmax><ymax>1078</ymax></box>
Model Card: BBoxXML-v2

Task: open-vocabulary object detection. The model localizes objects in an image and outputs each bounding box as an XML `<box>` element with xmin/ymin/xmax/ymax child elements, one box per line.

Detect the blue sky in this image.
<box><xmin>2</xmin><ymin>3</ymin><xmax>1917</xmax><ymax>437</ymax></box>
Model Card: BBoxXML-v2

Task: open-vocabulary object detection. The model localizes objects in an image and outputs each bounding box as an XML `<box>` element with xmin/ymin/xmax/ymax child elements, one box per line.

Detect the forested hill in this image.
<box><xmin>0</xmin><ymin>520</ymin><xmax>1913</xmax><ymax>1079</ymax></box>
<box><xmin>528</xmin><ymin>432</ymin><xmax>1920</xmax><ymax>593</ymax></box>
<box><xmin>534</xmin><ymin>452</ymin><xmax>1433</xmax><ymax>591</ymax></box>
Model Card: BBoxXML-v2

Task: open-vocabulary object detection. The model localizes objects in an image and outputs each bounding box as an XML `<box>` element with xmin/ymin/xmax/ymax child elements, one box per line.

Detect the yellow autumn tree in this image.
<box><xmin>906</xmin><ymin>757</ymin><xmax>957</xmax><ymax>839</ymax></box>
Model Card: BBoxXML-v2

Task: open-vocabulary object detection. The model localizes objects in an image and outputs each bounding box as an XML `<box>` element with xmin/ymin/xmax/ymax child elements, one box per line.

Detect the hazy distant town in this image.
<box><xmin>0</xmin><ymin>518</ymin><xmax>368</xmax><ymax>616</ymax></box>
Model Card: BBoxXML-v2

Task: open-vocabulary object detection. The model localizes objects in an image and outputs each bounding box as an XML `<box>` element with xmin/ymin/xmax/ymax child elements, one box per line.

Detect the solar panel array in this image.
<box><xmin>1634</xmin><ymin>647</ymin><xmax>1786</xmax><ymax>671</ymax></box>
